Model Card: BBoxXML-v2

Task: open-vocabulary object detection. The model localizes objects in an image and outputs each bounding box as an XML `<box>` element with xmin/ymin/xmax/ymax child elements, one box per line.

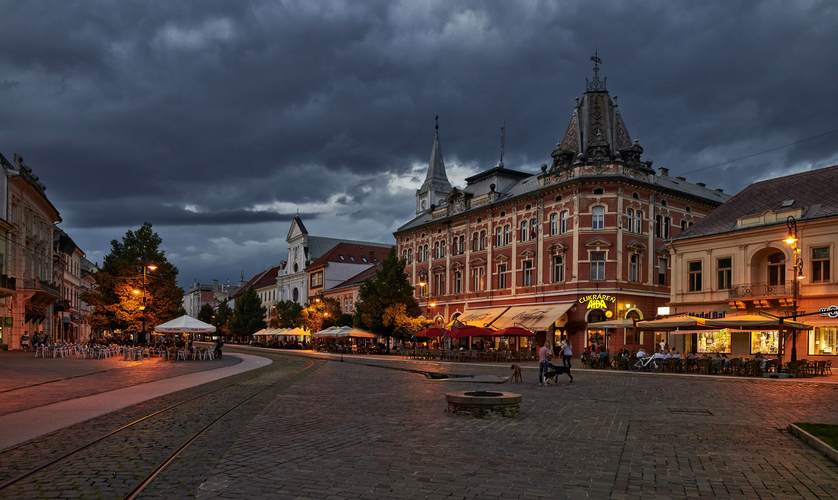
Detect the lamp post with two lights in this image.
<box><xmin>784</xmin><ymin>216</ymin><xmax>805</xmax><ymax>362</ymax></box>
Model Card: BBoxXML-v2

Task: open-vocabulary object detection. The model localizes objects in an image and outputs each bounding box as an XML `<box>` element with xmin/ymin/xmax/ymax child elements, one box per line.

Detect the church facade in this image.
<box><xmin>394</xmin><ymin>66</ymin><xmax>731</xmax><ymax>353</ymax></box>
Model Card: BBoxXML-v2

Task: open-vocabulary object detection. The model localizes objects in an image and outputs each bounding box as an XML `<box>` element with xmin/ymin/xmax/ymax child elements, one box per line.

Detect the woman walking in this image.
<box><xmin>562</xmin><ymin>339</ymin><xmax>573</xmax><ymax>367</ymax></box>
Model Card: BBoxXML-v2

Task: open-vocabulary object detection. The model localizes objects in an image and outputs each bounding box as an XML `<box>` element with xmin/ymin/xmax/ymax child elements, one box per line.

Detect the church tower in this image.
<box><xmin>415</xmin><ymin>116</ymin><xmax>452</xmax><ymax>215</ymax></box>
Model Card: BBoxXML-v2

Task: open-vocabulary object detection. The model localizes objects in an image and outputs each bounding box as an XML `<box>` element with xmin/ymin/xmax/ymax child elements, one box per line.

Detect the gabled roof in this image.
<box><xmin>674</xmin><ymin>164</ymin><xmax>838</xmax><ymax>240</ymax></box>
<box><xmin>233</xmin><ymin>269</ymin><xmax>270</xmax><ymax>298</ymax></box>
<box><xmin>252</xmin><ymin>264</ymin><xmax>283</xmax><ymax>290</ymax></box>
<box><xmin>306</xmin><ymin>236</ymin><xmax>391</xmax><ymax>261</ymax></box>
<box><xmin>305</xmin><ymin>243</ymin><xmax>392</xmax><ymax>271</ymax></box>
<box><xmin>329</xmin><ymin>262</ymin><xmax>382</xmax><ymax>291</ymax></box>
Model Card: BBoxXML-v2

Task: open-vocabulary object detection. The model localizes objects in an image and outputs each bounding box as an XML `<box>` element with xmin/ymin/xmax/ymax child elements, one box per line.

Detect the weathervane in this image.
<box><xmin>586</xmin><ymin>48</ymin><xmax>607</xmax><ymax>91</ymax></box>
<box><xmin>435</xmin><ymin>114</ymin><xmax>439</xmax><ymax>130</ymax></box>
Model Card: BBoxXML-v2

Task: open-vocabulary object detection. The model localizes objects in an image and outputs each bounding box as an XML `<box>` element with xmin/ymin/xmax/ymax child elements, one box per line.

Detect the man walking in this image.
<box><xmin>538</xmin><ymin>341</ymin><xmax>551</xmax><ymax>386</ymax></box>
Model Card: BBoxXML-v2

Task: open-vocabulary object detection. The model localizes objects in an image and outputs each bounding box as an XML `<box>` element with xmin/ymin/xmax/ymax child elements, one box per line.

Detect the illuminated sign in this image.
<box><xmin>687</xmin><ymin>311</ymin><xmax>726</xmax><ymax>319</ymax></box>
<box><xmin>578</xmin><ymin>294</ymin><xmax>616</xmax><ymax>310</ymax></box>
<box><xmin>820</xmin><ymin>306</ymin><xmax>838</xmax><ymax>319</ymax></box>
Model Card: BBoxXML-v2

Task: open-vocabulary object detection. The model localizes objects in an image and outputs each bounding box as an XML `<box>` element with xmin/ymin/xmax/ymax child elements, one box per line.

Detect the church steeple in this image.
<box><xmin>416</xmin><ymin>115</ymin><xmax>452</xmax><ymax>215</ymax></box>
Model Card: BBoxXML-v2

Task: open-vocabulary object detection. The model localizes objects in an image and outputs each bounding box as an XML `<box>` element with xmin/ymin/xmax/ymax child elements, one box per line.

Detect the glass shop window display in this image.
<box><xmin>809</xmin><ymin>326</ymin><xmax>838</xmax><ymax>355</ymax></box>
<box><xmin>750</xmin><ymin>331</ymin><xmax>779</xmax><ymax>354</ymax></box>
<box><xmin>697</xmin><ymin>330</ymin><xmax>731</xmax><ymax>353</ymax></box>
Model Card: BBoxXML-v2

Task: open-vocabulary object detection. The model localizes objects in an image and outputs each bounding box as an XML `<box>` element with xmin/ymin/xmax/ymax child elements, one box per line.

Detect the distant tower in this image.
<box><xmin>416</xmin><ymin>115</ymin><xmax>453</xmax><ymax>215</ymax></box>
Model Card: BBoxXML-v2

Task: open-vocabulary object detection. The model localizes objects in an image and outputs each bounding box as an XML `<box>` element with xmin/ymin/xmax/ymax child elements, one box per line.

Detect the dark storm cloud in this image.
<box><xmin>1</xmin><ymin>0</ymin><xmax>836</xmax><ymax>285</ymax></box>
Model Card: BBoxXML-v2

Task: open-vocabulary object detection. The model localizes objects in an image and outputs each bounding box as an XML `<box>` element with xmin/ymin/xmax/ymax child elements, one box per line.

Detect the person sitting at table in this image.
<box><xmin>636</xmin><ymin>347</ymin><xmax>647</xmax><ymax>358</ymax></box>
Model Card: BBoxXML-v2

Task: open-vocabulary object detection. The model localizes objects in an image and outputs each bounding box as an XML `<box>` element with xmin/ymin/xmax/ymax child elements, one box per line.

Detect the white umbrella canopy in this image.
<box><xmin>154</xmin><ymin>315</ymin><xmax>217</xmax><ymax>334</ymax></box>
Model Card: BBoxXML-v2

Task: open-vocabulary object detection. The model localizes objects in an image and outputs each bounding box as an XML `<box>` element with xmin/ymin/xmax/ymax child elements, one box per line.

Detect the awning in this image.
<box><xmin>452</xmin><ymin>307</ymin><xmax>510</xmax><ymax>327</ymax></box>
<box><xmin>415</xmin><ymin>328</ymin><xmax>446</xmax><ymax>338</ymax></box>
<box><xmin>489</xmin><ymin>303</ymin><xmax>574</xmax><ymax>331</ymax></box>
<box><xmin>635</xmin><ymin>316</ymin><xmax>707</xmax><ymax>331</ymax></box>
<box><xmin>704</xmin><ymin>314</ymin><xmax>811</xmax><ymax>331</ymax></box>
<box><xmin>667</xmin><ymin>329</ymin><xmax>716</xmax><ymax>335</ymax></box>
<box><xmin>445</xmin><ymin>325</ymin><xmax>496</xmax><ymax>338</ymax></box>
<box><xmin>487</xmin><ymin>327</ymin><xmax>535</xmax><ymax>337</ymax></box>
<box><xmin>588</xmin><ymin>318</ymin><xmax>636</xmax><ymax>329</ymax></box>
<box><xmin>154</xmin><ymin>315</ymin><xmax>217</xmax><ymax>334</ymax></box>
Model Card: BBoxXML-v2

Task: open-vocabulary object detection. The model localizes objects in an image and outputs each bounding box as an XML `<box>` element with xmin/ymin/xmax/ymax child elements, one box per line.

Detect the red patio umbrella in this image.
<box><xmin>414</xmin><ymin>328</ymin><xmax>446</xmax><ymax>338</ymax></box>
<box><xmin>487</xmin><ymin>326</ymin><xmax>535</xmax><ymax>337</ymax></box>
<box><xmin>445</xmin><ymin>325</ymin><xmax>496</xmax><ymax>338</ymax></box>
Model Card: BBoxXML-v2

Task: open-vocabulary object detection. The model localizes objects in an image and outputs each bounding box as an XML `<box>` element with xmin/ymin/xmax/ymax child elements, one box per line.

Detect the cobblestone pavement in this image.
<box><xmin>0</xmin><ymin>349</ymin><xmax>241</xmax><ymax>416</ymax></box>
<box><xmin>197</xmin><ymin>356</ymin><xmax>838</xmax><ymax>500</ymax></box>
<box><xmin>2</xmin><ymin>348</ymin><xmax>838</xmax><ymax>499</ymax></box>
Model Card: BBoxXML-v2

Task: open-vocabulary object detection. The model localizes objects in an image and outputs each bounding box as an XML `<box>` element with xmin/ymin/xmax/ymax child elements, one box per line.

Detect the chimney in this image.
<box><xmin>657</xmin><ymin>167</ymin><xmax>669</xmax><ymax>177</ymax></box>
<box><xmin>696</xmin><ymin>182</ymin><xmax>706</xmax><ymax>188</ymax></box>
<box><xmin>715</xmin><ymin>188</ymin><xmax>724</xmax><ymax>193</ymax></box>
<box><xmin>676</xmin><ymin>176</ymin><xmax>686</xmax><ymax>181</ymax></box>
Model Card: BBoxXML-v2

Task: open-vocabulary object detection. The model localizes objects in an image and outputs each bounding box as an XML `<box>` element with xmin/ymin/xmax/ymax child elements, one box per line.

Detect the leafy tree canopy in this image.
<box><xmin>354</xmin><ymin>247</ymin><xmax>421</xmax><ymax>341</ymax></box>
<box><xmin>228</xmin><ymin>287</ymin><xmax>267</xmax><ymax>337</ymax></box>
<box><xmin>213</xmin><ymin>299</ymin><xmax>233</xmax><ymax>336</ymax></box>
<box><xmin>197</xmin><ymin>303</ymin><xmax>214</xmax><ymax>325</ymax></box>
<box><xmin>80</xmin><ymin>222</ymin><xmax>183</xmax><ymax>335</ymax></box>
<box><xmin>298</xmin><ymin>298</ymin><xmax>340</xmax><ymax>332</ymax></box>
<box><xmin>272</xmin><ymin>300</ymin><xmax>304</xmax><ymax>328</ymax></box>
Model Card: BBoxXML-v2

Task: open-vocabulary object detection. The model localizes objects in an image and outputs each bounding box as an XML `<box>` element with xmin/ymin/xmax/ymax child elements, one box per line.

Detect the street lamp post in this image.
<box><xmin>784</xmin><ymin>216</ymin><xmax>805</xmax><ymax>362</ymax></box>
<box><xmin>133</xmin><ymin>263</ymin><xmax>157</xmax><ymax>344</ymax></box>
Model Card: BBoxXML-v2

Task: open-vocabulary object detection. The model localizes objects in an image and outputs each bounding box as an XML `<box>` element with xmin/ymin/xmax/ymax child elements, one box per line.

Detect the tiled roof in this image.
<box><xmin>200</xmin><ymin>291</ymin><xmax>220</xmax><ymax>306</ymax></box>
<box><xmin>232</xmin><ymin>269</ymin><xmax>269</xmax><ymax>298</ymax></box>
<box><xmin>252</xmin><ymin>265</ymin><xmax>282</xmax><ymax>289</ymax></box>
<box><xmin>306</xmin><ymin>236</ymin><xmax>391</xmax><ymax>261</ymax></box>
<box><xmin>674</xmin><ymin>164</ymin><xmax>838</xmax><ymax>240</ymax></box>
<box><xmin>330</xmin><ymin>262</ymin><xmax>382</xmax><ymax>290</ymax></box>
<box><xmin>305</xmin><ymin>243</ymin><xmax>392</xmax><ymax>271</ymax></box>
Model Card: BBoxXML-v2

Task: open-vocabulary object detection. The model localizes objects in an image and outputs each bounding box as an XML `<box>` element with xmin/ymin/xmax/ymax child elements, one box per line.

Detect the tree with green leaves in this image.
<box><xmin>354</xmin><ymin>247</ymin><xmax>421</xmax><ymax>341</ymax></box>
<box><xmin>80</xmin><ymin>222</ymin><xmax>183</xmax><ymax>341</ymax></box>
<box><xmin>213</xmin><ymin>299</ymin><xmax>233</xmax><ymax>336</ymax></box>
<box><xmin>197</xmin><ymin>303</ymin><xmax>214</xmax><ymax>324</ymax></box>
<box><xmin>228</xmin><ymin>287</ymin><xmax>267</xmax><ymax>339</ymax></box>
<box><xmin>271</xmin><ymin>300</ymin><xmax>304</xmax><ymax>328</ymax></box>
<box><xmin>298</xmin><ymin>298</ymin><xmax>340</xmax><ymax>332</ymax></box>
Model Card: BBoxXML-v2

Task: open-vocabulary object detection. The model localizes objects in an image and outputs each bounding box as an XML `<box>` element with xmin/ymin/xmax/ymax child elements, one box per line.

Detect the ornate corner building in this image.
<box><xmin>395</xmin><ymin>65</ymin><xmax>731</xmax><ymax>352</ymax></box>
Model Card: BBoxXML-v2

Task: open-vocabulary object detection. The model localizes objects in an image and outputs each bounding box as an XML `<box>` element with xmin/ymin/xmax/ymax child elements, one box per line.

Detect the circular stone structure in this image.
<box><xmin>446</xmin><ymin>391</ymin><xmax>522</xmax><ymax>418</ymax></box>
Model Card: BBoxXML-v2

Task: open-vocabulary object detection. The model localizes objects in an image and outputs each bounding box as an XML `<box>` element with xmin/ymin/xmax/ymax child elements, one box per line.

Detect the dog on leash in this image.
<box><xmin>544</xmin><ymin>362</ymin><xmax>573</xmax><ymax>384</ymax></box>
<box><xmin>510</xmin><ymin>364</ymin><xmax>523</xmax><ymax>383</ymax></box>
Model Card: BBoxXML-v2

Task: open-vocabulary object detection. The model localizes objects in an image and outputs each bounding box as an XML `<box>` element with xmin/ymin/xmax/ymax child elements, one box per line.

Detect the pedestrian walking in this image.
<box><xmin>20</xmin><ymin>333</ymin><xmax>30</xmax><ymax>351</ymax></box>
<box><xmin>538</xmin><ymin>342</ymin><xmax>551</xmax><ymax>386</ymax></box>
<box><xmin>562</xmin><ymin>339</ymin><xmax>573</xmax><ymax>367</ymax></box>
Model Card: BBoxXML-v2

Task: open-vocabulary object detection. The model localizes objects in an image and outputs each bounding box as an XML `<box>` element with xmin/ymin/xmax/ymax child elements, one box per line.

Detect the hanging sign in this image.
<box><xmin>578</xmin><ymin>294</ymin><xmax>616</xmax><ymax>310</ymax></box>
<box><xmin>820</xmin><ymin>306</ymin><xmax>838</xmax><ymax>319</ymax></box>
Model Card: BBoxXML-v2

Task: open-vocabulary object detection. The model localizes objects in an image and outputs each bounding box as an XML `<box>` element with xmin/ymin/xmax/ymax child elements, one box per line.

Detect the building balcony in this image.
<box><xmin>0</xmin><ymin>274</ymin><xmax>15</xmax><ymax>298</ymax></box>
<box><xmin>728</xmin><ymin>281</ymin><xmax>794</xmax><ymax>299</ymax></box>
<box><xmin>54</xmin><ymin>299</ymin><xmax>71</xmax><ymax>311</ymax></box>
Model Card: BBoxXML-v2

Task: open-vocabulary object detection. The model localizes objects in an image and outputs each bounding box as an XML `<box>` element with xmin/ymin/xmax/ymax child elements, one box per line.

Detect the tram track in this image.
<box><xmin>0</xmin><ymin>351</ymin><xmax>317</xmax><ymax>499</ymax></box>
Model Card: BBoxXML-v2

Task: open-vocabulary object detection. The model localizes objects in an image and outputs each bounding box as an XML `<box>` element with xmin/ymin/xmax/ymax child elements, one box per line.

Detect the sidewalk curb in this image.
<box><xmin>788</xmin><ymin>424</ymin><xmax>838</xmax><ymax>464</ymax></box>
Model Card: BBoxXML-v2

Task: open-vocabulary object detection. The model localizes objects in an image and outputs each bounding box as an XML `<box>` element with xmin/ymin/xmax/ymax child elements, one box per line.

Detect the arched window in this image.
<box><xmin>550</xmin><ymin>213</ymin><xmax>558</xmax><ymax>235</ymax></box>
<box><xmin>503</xmin><ymin>225</ymin><xmax>511</xmax><ymax>245</ymax></box>
<box><xmin>663</xmin><ymin>217</ymin><xmax>670</xmax><ymax>239</ymax></box>
<box><xmin>560</xmin><ymin>211</ymin><xmax>569</xmax><ymax>233</ymax></box>
<box><xmin>553</xmin><ymin>255</ymin><xmax>564</xmax><ymax>283</ymax></box>
<box><xmin>480</xmin><ymin>230</ymin><xmax>487</xmax><ymax>250</ymax></box>
<box><xmin>496</xmin><ymin>227</ymin><xmax>503</xmax><ymax>247</ymax></box>
<box><xmin>626</xmin><ymin>208</ymin><xmax>634</xmax><ymax>232</ymax></box>
<box><xmin>635</xmin><ymin>210</ymin><xmax>642</xmax><ymax>234</ymax></box>
<box><xmin>520</xmin><ymin>220</ymin><xmax>528</xmax><ymax>242</ymax></box>
<box><xmin>473</xmin><ymin>233</ymin><xmax>479</xmax><ymax>251</ymax></box>
<box><xmin>655</xmin><ymin>215</ymin><xmax>662</xmax><ymax>238</ymax></box>
<box><xmin>292</xmin><ymin>288</ymin><xmax>299</xmax><ymax>302</ymax></box>
<box><xmin>434</xmin><ymin>241</ymin><xmax>439</xmax><ymax>259</ymax></box>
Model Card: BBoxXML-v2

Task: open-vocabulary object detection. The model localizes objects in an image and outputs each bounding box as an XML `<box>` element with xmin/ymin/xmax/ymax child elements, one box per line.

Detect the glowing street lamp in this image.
<box><xmin>785</xmin><ymin>216</ymin><xmax>803</xmax><ymax>361</ymax></box>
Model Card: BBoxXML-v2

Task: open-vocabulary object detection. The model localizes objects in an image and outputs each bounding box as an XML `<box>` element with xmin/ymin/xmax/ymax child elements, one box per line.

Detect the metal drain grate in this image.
<box><xmin>668</xmin><ymin>408</ymin><xmax>713</xmax><ymax>415</ymax></box>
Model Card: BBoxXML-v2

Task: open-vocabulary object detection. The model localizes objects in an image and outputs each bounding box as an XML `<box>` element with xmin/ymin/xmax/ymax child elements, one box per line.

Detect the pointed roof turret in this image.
<box><xmin>416</xmin><ymin>116</ymin><xmax>453</xmax><ymax>215</ymax></box>
<box><xmin>420</xmin><ymin>115</ymin><xmax>452</xmax><ymax>193</ymax></box>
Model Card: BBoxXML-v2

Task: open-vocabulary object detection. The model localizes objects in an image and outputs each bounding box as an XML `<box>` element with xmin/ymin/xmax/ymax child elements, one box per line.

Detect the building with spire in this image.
<box><xmin>394</xmin><ymin>59</ymin><xmax>732</xmax><ymax>354</ymax></box>
<box><xmin>415</xmin><ymin>116</ymin><xmax>453</xmax><ymax>216</ymax></box>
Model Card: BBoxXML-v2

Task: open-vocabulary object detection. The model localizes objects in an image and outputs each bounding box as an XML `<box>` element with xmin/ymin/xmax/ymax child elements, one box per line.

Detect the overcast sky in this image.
<box><xmin>2</xmin><ymin>0</ymin><xmax>836</xmax><ymax>289</ymax></box>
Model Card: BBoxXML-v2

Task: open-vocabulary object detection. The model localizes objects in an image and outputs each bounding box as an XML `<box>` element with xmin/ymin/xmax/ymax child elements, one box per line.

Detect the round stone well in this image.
<box><xmin>446</xmin><ymin>390</ymin><xmax>521</xmax><ymax>418</ymax></box>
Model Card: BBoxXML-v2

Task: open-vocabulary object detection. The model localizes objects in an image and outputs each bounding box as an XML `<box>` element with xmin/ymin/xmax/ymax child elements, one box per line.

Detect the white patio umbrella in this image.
<box><xmin>154</xmin><ymin>315</ymin><xmax>217</xmax><ymax>334</ymax></box>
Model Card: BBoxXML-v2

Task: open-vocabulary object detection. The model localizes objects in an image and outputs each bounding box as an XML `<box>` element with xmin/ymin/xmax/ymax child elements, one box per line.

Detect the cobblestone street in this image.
<box><xmin>2</xmin><ymin>348</ymin><xmax>838</xmax><ymax>499</ymax></box>
<box><xmin>197</xmin><ymin>353</ymin><xmax>838</xmax><ymax>500</ymax></box>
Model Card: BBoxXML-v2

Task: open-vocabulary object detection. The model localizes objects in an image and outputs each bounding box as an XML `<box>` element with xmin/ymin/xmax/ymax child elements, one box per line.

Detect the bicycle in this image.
<box><xmin>629</xmin><ymin>356</ymin><xmax>664</xmax><ymax>373</ymax></box>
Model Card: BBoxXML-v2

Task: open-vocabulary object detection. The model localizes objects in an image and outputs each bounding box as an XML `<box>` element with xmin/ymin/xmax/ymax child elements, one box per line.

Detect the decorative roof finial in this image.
<box><xmin>435</xmin><ymin>114</ymin><xmax>439</xmax><ymax>130</ymax></box>
<box><xmin>586</xmin><ymin>48</ymin><xmax>607</xmax><ymax>91</ymax></box>
<box><xmin>499</xmin><ymin>121</ymin><xmax>505</xmax><ymax>168</ymax></box>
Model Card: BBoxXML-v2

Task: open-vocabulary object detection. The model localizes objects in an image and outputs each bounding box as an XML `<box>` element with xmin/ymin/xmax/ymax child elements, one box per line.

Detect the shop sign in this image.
<box><xmin>578</xmin><ymin>294</ymin><xmax>616</xmax><ymax>310</ymax></box>
<box><xmin>3</xmin><ymin>317</ymin><xmax>11</xmax><ymax>326</ymax></box>
<box><xmin>820</xmin><ymin>306</ymin><xmax>838</xmax><ymax>319</ymax></box>
<box><xmin>687</xmin><ymin>311</ymin><xmax>726</xmax><ymax>319</ymax></box>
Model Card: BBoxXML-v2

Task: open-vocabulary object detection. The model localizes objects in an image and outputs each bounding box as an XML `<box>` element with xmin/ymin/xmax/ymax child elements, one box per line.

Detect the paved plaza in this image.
<box><xmin>1</xmin><ymin>347</ymin><xmax>837</xmax><ymax>499</ymax></box>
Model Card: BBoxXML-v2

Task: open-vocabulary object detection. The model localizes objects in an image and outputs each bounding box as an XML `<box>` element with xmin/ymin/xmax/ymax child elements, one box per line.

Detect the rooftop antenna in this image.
<box><xmin>498</xmin><ymin>121</ymin><xmax>505</xmax><ymax>168</ymax></box>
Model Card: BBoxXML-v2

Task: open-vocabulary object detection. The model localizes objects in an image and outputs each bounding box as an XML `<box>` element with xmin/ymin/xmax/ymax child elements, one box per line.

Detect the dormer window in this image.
<box><xmin>349</xmin><ymin>256</ymin><xmax>355</xmax><ymax>262</ymax></box>
<box><xmin>339</xmin><ymin>255</ymin><xmax>345</xmax><ymax>261</ymax></box>
<box><xmin>362</xmin><ymin>257</ymin><xmax>368</xmax><ymax>263</ymax></box>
